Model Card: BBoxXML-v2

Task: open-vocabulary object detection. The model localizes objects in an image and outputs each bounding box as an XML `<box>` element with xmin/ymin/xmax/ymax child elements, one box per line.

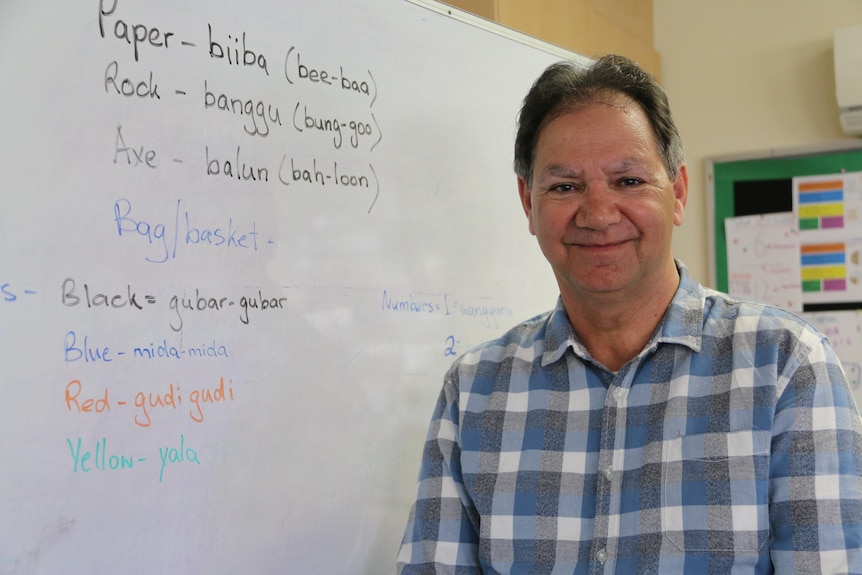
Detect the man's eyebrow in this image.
<box><xmin>608</xmin><ymin>158</ymin><xmax>648</xmax><ymax>174</ymax></box>
<box><xmin>538</xmin><ymin>165</ymin><xmax>581</xmax><ymax>181</ymax></box>
<box><xmin>538</xmin><ymin>158</ymin><xmax>647</xmax><ymax>180</ymax></box>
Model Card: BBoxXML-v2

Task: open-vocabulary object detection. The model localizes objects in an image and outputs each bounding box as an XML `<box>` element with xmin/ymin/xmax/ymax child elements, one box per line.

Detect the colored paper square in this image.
<box><xmin>822</xmin><ymin>216</ymin><xmax>845</xmax><ymax>229</ymax></box>
<box><xmin>824</xmin><ymin>278</ymin><xmax>848</xmax><ymax>291</ymax></box>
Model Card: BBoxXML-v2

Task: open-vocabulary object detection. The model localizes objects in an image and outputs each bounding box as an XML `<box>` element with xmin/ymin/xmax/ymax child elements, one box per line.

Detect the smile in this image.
<box><xmin>571</xmin><ymin>239</ymin><xmax>631</xmax><ymax>249</ymax></box>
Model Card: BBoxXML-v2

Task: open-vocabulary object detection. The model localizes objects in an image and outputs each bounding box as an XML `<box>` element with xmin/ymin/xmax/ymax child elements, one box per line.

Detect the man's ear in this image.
<box><xmin>518</xmin><ymin>177</ymin><xmax>536</xmax><ymax>235</ymax></box>
<box><xmin>672</xmin><ymin>164</ymin><xmax>688</xmax><ymax>227</ymax></box>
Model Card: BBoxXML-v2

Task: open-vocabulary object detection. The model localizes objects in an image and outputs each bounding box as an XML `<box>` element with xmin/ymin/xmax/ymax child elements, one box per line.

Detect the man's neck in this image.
<box><xmin>561</xmin><ymin>264</ymin><xmax>681</xmax><ymax>372</ymax></box>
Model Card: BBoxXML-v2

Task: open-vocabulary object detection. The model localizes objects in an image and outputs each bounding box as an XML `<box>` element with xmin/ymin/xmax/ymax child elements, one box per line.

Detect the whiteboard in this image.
<box><xmin>0</xmin><ymin>1</ymin><xmax>585</xmax><ymax>573</ymax></box>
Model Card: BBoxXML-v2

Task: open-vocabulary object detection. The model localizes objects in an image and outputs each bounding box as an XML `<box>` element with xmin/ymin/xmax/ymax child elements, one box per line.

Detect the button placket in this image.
<box><xmin>592</xmin><ymin>372</ymin><xmax>631</xmax><ymax>572</ymax></box>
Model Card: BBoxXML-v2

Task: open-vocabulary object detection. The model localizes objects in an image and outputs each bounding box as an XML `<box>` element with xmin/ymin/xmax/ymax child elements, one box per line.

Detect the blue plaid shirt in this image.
<box><xmin>397</xmin><ymin>263</ymin><xmax>862</xmax><ymax>574</ymax></box>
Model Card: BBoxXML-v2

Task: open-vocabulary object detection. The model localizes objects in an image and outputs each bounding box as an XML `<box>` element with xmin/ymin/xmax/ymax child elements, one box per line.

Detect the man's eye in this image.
<box><xmin>550</xmin><ymin>183</ymin><xmax>577</xmax><ymax>193</ymax></box>
<box><xmin>619</xmin><ymin>178</ymin><xmax>643</xmax><ymax>187</ymax></box>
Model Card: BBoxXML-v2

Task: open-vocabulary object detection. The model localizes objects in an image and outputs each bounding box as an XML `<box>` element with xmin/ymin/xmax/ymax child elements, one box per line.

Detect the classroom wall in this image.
<box><xmin>445</xmin><ymin>0</ymin><xmax>660</xmax><ymax>78</ymax></box>
<box><xmin>448</xmin><ymin>0</ymin><xmax>862</xmax><ymax>287</ymax></box>
<box><xmin>655</xmin><ymin>0</ymin><xmax>862</xmax><ymax>285</ymax></box>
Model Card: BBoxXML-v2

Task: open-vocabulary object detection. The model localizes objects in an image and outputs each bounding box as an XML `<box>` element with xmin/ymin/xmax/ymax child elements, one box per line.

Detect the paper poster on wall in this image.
<box><xmin>793</xmin><ymin>172</ymin><xmax>862</xmax><ymax>305</ymax></box>
<box><xmin>724</xmin><ymin>212</ymin><xmax>802</xmax><ymax>311</ymax></box>
<box><xmin>804</xmin><ymin>310</ymin><xmax>862</xmax><ymax>404</ymax></box>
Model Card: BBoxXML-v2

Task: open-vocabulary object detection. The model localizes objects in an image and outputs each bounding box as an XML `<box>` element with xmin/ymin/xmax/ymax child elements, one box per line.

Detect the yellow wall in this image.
<box><xmin>655</xmin><ymin>0</ymin><xmax>862</xmax><ymax>285</ymax></box>
<box><xmin>445</xmin><ymin>0</ymin><xmax>660</xmax><ymax>78</ymax></box>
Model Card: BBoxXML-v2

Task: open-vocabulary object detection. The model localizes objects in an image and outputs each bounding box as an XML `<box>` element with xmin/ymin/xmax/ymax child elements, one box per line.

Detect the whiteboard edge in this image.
<box><xmin>404</xmin><ymin>0</ymin><xmax>592</xmax><ymax>64</ymax></box>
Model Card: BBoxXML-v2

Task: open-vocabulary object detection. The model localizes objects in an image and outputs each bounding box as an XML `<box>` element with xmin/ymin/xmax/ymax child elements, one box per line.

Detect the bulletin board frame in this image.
<box><xmin>707</xmin><ymin>140</ymin><xmax>862</xmax><ymax>293</ymax></box>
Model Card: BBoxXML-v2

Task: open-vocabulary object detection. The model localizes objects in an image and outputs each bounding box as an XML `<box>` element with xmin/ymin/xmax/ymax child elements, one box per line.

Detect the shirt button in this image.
<box><xmin>596</xmin><ymin>548</ymin><xmax>607</xmax><ymax>562</ymax></box>
<box><xmin>613</xmin><ymin>386</ymin><xmax>625</xmax><ymax>399</ymax></box>
<box><xmin>602</xmin><ymin>467</ymin><xmax>613</xmax><ymax>481</ymax></box>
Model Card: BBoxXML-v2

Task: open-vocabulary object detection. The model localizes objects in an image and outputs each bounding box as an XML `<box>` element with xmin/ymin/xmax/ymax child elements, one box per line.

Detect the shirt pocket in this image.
<box><xmin>661</xmin><ymin>429</ymin><xmax>771</xmax><ymax>553</ymax></box>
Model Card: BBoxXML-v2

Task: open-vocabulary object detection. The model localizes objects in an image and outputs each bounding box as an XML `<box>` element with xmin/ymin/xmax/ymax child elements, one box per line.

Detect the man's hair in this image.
<box><xmin>514</xmin><ymin>54</ymin><xmax>685</xmax><ymax>187</ymax></box>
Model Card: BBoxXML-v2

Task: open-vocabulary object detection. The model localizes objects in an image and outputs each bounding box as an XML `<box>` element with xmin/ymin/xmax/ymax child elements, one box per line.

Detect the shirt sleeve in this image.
<box><xmin>769</xmin><ymin>333</ymin><xmax>862</xmax><ymax>573</ymax></box>
<box><xmin>396</xmin><ymin>372</ymin><xmax>482</xmax><ymax>574</ymax></box>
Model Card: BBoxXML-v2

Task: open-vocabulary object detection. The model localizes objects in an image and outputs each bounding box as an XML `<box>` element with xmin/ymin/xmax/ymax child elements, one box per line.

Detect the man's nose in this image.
<box><xmin>574</xmin><ymin>184</ymin><xmax>621</xmax><ymax>229</ymax></box>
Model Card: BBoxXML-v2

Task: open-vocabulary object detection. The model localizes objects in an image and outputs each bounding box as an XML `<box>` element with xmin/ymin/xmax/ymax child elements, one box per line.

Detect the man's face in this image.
<box><xmin>518</xmin><ymin>95</ymin><xmax>688</xmax><ymax>303</ymax></box>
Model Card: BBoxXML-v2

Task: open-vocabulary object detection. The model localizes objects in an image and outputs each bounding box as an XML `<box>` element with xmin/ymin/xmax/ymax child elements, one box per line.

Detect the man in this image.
<box><xmin>396</xmin><ymin>54</ymin><xmax>862</xmax><ymax>574</ymax></box>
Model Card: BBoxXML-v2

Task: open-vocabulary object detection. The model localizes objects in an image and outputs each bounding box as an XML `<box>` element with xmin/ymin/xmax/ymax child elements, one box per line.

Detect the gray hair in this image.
<box><xmin>514</xmin><ymin>54</ymin><xmax>685</xmax><ymax>187</ymax></box>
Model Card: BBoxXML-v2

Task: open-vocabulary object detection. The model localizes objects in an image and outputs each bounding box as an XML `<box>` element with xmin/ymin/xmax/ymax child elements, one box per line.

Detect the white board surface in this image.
<box><xmin>0</xmin><ymin>1</ymin><xmax>585</xmax><ymax>573</ymax></box>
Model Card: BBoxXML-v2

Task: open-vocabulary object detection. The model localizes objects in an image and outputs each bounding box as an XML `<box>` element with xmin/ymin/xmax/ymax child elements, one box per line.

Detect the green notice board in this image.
<box><xmin>710</xmin><ymin>145</ymin><xmax>862</xmax><ymax>293</ymax></box>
